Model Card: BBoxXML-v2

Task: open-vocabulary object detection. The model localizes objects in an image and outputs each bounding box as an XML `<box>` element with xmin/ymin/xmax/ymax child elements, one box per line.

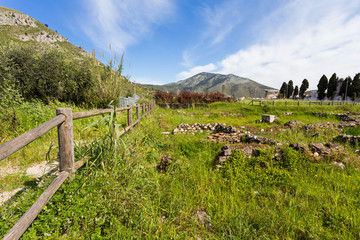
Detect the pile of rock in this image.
<box><xmin>289</xmin><ymin>142</ymin><xmax>346</xmax><ymax>160</ymax></box>
<box><xmin>334</xmin><ymin>135</ymin><xmax>360</xmax><ymax>146</ymax></box>
<box><xmin>303</xmin><ymin>121</ymin><xmax>360</xmax><ymax>130</ymax></box>
<box><xmin>245</xmin><ymin>132</ymin><xmax>277</xmax><ymax>145</ymax></box>
<box><xmin>172</xmin><ymin>123</ymin><xmax>237</xmax><ymax>134</ymax></box>
<box><xmin>312</xmin><ymin>112</ymin><xmax>328</xmax><ymax>117</ymax></box>
<box><xmin>335</xmin><ymin>112</ymin><xmax>360</xmax><ymax>122</ymax></box>
<box><xmin>284</xmin><ymin>120</ymin><xmax>302</xmax><ymax>128</ymax></box>
<box><xmin>207</xmin><ymin>131</ymin><xmax>277</xmax><ymax>145</ymax></box>
<box><xmin>156</xmin><ymin>156</ymin><xmax>173</xmax><ymax>173</ymax></box>
<box><xmin>214</xmin><ymin>145</ymin><xmax>267</xmax><ymax>170</ymax></box>
<box><xmin>208</xmin><ymin>132</ymin><xmax>244</xmax><ymax>143</ymax></box>
<box><xmin>283</xmin><ymin>112</ymin><xmax>293</xmax><ymax>116</ymax></box>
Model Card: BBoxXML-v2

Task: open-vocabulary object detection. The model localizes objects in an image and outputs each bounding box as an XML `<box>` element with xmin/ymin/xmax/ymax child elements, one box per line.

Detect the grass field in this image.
<box><xmin>1</xmin><ymin>102</ymin><xmax>360</xmax><ymax>239</ymax></box>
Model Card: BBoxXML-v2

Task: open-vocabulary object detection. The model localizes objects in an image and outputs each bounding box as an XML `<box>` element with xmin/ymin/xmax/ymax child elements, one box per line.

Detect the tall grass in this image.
<box><xmin>1</xmin><ymin>103</ymin><xmax>360</xmax><ymax>238</ymax></box>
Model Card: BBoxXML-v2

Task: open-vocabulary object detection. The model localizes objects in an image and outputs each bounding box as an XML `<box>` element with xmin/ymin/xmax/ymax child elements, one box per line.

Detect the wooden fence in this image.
<box><xmin>0</xmin><ymin>102</ymin><xmax>155</xmax><ymax>240</ymax></box>
<box><xmin>249</xmin><ymin>99</ymin><xmax>359</xmax><ymax>107</ymax></box>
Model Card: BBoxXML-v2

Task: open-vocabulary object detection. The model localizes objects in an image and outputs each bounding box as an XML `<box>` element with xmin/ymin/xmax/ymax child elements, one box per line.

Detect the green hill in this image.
<box><xmin>0</xmin><ymin>6</ymin><xmax>153</xmax><ymax>106</ymax></box>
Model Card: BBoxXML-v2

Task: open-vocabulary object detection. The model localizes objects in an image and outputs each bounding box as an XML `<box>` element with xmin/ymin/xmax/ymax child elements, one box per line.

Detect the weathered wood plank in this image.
<box><xmin>127</xmin><ymin>106</ymin><xmax>133</xmax><ymax>130</ymax></box>
<box><xmin>72</xmin><ymin>107</ymin><xmax>130</xmax><ymax>120</ymax></box>
<box><xmin>3</xmin><ymin>171</ymin><xmax>70</xmax><ymax>240</ymax></box>
<box><xmin>57</xmin><ymin>108</ymin><xmax>74</xmax><ymax>173</ymax></box>
<box><xmin>0</xmin><ymin>115</ymin><xmax>65</xmax><ymax>162</ymax></box>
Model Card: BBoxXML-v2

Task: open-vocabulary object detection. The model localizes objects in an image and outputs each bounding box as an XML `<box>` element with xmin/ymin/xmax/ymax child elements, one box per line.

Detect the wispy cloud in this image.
<box><xmin>177</xmin><ymin>63</ymin><xmax>217</xmax><ymax>80</ymax></box>
<box><xmin>80</xmin><ymin>0</ymin><xmax>174</xmax><ymax>52</ymax></box>
<box><xmin>200</xmin><ymin>0</ymin><xmax>245</xmax><ymax>46</ymax></box>
<box><xmin>181</xmin><ymin>0</ymin><xmax>360</xmax><ymax>89</ymax></box>
<box><xmin>180</xmin><ymin>0</ymin><xmax>246</xmax><ymax>67</ymax></box>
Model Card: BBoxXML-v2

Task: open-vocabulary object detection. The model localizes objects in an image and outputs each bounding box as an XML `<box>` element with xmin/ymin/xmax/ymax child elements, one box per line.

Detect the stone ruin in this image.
<box><xmin>172</xmin><ymin>123</ymin><xmax>237</xmax><ymax>134</ymax></box>
<box><xmin>214</xmin><ymin>142</ymin><xmax>347</xmax><ymax>170</ymax></box>
<box><xmin>334</xmin><ymin>135</ymin><xmax>360</xmax><ymax>146</ymax></box>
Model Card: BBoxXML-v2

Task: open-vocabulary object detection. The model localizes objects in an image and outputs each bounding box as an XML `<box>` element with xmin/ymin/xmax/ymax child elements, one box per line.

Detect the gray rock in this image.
<box><xmin>193</xmin><ymin>210</ymin><xmax>212</xmax><ymax>229</ymax></box>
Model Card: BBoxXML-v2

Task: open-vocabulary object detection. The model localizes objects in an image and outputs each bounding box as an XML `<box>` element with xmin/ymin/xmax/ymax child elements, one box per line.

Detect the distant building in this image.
<box><xmin>265</xmin><ymin>89</ymin><xmax>279</xmax><ymax>99</ymax></box>
<box><xmin>304</xmin><ymin>90</ymin><xmax>318</xmax><ymax>100</ymax></box>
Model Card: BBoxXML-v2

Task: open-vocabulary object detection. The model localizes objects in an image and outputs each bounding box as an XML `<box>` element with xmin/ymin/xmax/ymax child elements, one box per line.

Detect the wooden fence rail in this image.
<box><xmin>1</xmin><ymin>102</ymin><xmax>155</xmax><ymax>240</ymax></box>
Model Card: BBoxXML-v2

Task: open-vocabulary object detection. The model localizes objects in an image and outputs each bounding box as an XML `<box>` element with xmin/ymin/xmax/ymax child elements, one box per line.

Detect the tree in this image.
<box><xmin>287</xmin><ymin>80</ymin><xmax>294</xmax><ymax>98</ymax></box>
<box><xmin>299</xmin><ymin>79</ymin><xmax>309</xmax><ymax>99</ymax></box>
<box><xmin>317</xmin><ymin>74</ymin><xmax>328</xmax><ymax>100</ymax></box>
<box><xmin>293</xmin><ymin>85</ymin><xmax>299</xmax><ymax>98</ymax></box>
<box><xmin>279</xmin><ymin>82</ymin><xmax>287</xmax><ymax>99</ymax></box>
<box><xmin>352</xmin><ymin>73</ymin><xmax>360</xmax><ymax>100</ymax></box>
<box><xmin>327</xmin><ymin>73</ymin><xmax>338</xmax><ymax>100</ymax></box>
<box><xmin>339</xmin><ymin>76</ymin><xmax>353</xmax><ymax>100</ymax></box>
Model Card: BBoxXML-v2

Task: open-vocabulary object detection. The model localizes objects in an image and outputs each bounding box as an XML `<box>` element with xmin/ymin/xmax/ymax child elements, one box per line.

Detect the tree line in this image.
<box><xmin>278</xmin><ymin>73</ymin><xmax>360</xmax><ymax>100</ymax></box>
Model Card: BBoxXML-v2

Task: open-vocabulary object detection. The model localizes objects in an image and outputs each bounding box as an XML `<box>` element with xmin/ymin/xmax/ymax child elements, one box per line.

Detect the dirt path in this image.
<box><xmin>0</xmin><ymin>161</ymin><xmax>58</xmax><ymax>205</ymax></box>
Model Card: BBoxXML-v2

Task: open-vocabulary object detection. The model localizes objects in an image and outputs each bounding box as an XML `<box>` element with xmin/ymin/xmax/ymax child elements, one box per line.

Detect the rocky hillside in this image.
<box><xmin>143</xmin><ymin>72</ymin><xmax>274</xmax><ymax>98</ymax></box>
<box><xmin>0</xmin><ymin>6</ymin><xmax>90</xmax><ymax>58</ymax></box>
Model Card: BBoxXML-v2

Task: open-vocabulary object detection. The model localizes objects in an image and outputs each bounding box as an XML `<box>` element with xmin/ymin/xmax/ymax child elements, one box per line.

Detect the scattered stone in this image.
<box><xmin>312</xmin><ymin>112</ymin><xmax>328</xmax><ymax>117</ymax></box>
<box><xmin>156</xmin><ymin>156</ymin><xmax>173</xmax><ymax>173</ymax></box>
<box><xmin>214</xmin><ymin>144</ymin><xmax>268</xmax><ymax>169</ymax></box>
<box><xmin>308</xmin><ymin>142</ymin><xmax>330</xmax><ymax>155</ymax></box>
<box><xmin>161</xmin><ymin>215</ymin><xmax>167</xmax><ymax>223</ymax></box>
<box><xmin>283</xmin><ymin>112</ymin><xmax>293</xmax><ymax>116</ymax></box>
<box><xmin>284</xmin><ymin>121</ymin><xmax>302</xmax><ymax>128</ymax></box>
<box><xmin>332</xmin><ymin>161</ymin><xmax>345</xmax><ymax>170</ymax></box>
<box><xmin>289</xmin><ymin>143</ymin><xmax>307</xmax><ymax>152</ymax></box>
<box><xmin>193</xmin><ymin>210</ymin><xmax>212</xmax><ymax>229</ymax></box>
<box><xmin>334</xmin><ymin>135</ymin><xmax>360</xmax><ymax>146</ymax></box>
<box><xmin>303</xmin><ymin>121</ymin><xmax>360</xmax><ymax>131</ymax></box>
<box><xmin>312</xmin><ymin>133</ymin><xmax>320</xmax><ymax>138</ymax></box>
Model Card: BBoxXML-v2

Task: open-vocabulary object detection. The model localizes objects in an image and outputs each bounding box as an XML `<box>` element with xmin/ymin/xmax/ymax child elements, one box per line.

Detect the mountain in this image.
<box><xmin>143</xmin><ymin>72</ymin><xmax>275</xmax><ymax>98</ymax></box>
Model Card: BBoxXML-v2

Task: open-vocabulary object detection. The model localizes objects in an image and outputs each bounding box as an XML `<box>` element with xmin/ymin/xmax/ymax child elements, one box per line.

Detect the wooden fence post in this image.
<box><xmin>136</xmin><ymin>104</ymin><xmax>140</xmax><ymax>127</ymax></box>
<box><xmin>298</xmin><ymin>100</ymin><xmax>300</xmax><ymax>106</ymax></box>
<box><xmin>127</xmin><ymin>105</ymin><xmax>133</xmax><ymax>130</ymax></box>
<box><xmin>309</xmin><ymin>101</ymin><xmax>311</xmax><ymax>106</ymax></box>
<box><xmin>56</xmin><ymin>108</ymin><xmax>74</xmax><ymax>173</ymax></box>
<box><xmin>142</xmin><ymin>104</ymin><xmax>145</xmax><ymax>115</ymax></box>
<box><xmin>259</xmin><ymin>100</ymin><xmax>262</xmax><ymax>106</ymax></box>
<box><xmin>285</xmin><ymin>101</ymin><xmax>287</xmax><ymax>106</ymax></box>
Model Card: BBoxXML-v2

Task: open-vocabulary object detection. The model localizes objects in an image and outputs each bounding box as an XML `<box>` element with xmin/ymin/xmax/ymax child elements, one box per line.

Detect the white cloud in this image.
<box><xmin>80</xmin><ymin>0</ymin><xmax>174</xmax><ymax>52</ymax></box>
<box><xmin>133</xmin><ymin>77</ymin><xmax>164</xmax><ymax>85</ymax></box>
<box><xmin>177</xmin><ymin>63</ymin><xmax>218</xmax><ymax>80</ymax></box>
<box><xmin>182</xmin><ymin>0</ymin><xmax>360</xmax><ymax>89</ymax></box>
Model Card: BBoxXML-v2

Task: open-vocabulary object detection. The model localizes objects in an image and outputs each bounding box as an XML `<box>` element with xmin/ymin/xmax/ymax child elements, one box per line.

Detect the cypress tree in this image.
<box><xmin>317</xmin><ymin>74</ymin><xmax>328</xmax><ymax>100</ymax></box>
<box><xmin>294</xmin><ymin>85</ymin><xmax>299</xmax><ymax>98</ymax></box>
<box><xmin>299</xmin><ymin>79</ymin><xmax>309</xmax><ymax>99</ymax></box>
<box><xmin>327</xmin><ymin>73</ymin><xmax>338</xmax><ymax>100</ymax></box>
<box><xmin>287</xmin><ymin>80</ymin><xmax>294</xmax><ymax>98</ymax></box>
<box><xmin>279</xmin><ymin>82</ymin><xmax>287</xmax><ymax>99</ymax></box>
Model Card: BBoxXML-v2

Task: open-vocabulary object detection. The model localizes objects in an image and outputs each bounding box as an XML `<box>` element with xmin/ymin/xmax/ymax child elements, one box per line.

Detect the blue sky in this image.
<box><xmin>2</xmin><ymin>0</ymin><xmax>360</xmax><ymax>89</ymax></box>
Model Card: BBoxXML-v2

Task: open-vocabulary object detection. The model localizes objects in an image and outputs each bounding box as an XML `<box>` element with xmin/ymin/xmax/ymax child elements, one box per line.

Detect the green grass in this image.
<box><xmin>1</xmin><ymin>102</ymin><xmax>360</xmax><ymax>238</ymax></box>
